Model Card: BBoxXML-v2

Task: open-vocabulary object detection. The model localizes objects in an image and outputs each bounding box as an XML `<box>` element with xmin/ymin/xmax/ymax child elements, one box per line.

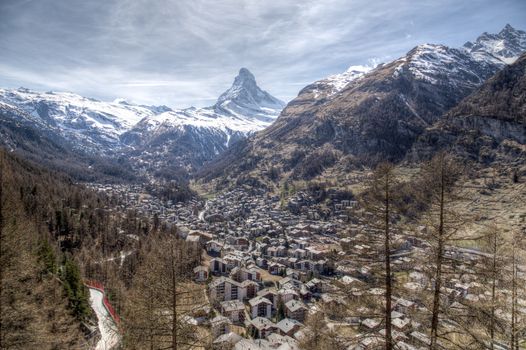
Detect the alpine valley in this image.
<box><xmin>1</xmin><ymin>20</ymin><xmax>526</xmax><ymax>350</ymax></box>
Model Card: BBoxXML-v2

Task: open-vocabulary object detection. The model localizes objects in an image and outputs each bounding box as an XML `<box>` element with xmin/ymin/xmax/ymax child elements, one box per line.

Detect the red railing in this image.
<box><xmin>85</xmin><ymin>280</ymin><xmax>121</xmax><ymax>325</ymax></box>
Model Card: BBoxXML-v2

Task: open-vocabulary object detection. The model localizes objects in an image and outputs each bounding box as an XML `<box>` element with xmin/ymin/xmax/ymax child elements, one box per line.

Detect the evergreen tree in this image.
<box><xmin>61</xmin><ymin>256</ymin><xmax>91</xmax><ymax>321</ymax></box>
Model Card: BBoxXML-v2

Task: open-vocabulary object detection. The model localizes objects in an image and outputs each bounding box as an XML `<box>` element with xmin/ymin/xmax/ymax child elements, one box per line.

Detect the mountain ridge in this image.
<box><xmin>199</xmin><ymin>24</ymin><xmax>526</xmax><ymax>186</ymax></box>
<box><xmin>0</xmin><ymin>68</ymin><xmax>285</xmax><ymax>179</ymax></box>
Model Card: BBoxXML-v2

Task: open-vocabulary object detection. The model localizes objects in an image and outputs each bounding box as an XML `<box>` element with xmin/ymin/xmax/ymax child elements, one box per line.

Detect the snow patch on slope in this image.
<box><xmin>325</xmin><ymin>65</ymin><xmax>373</xmax><ymax>92</ymax></box>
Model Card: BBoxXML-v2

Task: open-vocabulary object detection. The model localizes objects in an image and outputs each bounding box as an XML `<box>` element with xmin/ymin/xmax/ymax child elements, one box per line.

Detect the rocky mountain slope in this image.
<box><xmin>410</xmin><ymin>52</ymin><xmax>526</xmax><ymax>164</ymax></box>
<box><xmin>0</xmin><ymin>68</ymin><xmax>284</xmax><ymax>179</ymax></box>
<box><xmin>200</xmin><ymin>25</ymin><xmax>526</xmax><ymax>186</ymax></box>
<box><xmin>0</xmin><ymin>101</ymin><xmax>138</xmax><ymax>181</ymax></box>
<box><xmin>0</xmin><ymin>88</ymin><xmax>161</xmax><ymax>153</ymax></box>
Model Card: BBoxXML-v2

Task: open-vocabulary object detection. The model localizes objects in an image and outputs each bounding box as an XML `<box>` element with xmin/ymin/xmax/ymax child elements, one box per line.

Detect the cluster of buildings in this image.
<box><xmin>86</xmin><ymin>183</ymin><xmax>201</xmax><ymax>224</ymax></box>
<box><xmin>91</xmin><ymin>183</ymin><xmax>525</xmax><ymax>349</ymax></box>
<box><xmin>181</xmin><ymin>188</ymin><xmax>358</xmax><ymax>349</ymax></box>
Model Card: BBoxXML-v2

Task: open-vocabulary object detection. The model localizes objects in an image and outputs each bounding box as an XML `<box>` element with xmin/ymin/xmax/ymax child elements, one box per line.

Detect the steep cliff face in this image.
<box><xmin>410</xmin><ymin>53</ymin><xmax>526</xmax><ymax>164</ymax></box>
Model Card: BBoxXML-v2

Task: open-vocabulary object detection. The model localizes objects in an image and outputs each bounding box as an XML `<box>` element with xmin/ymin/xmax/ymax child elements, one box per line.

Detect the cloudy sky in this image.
<box><xmin>0</xmin><ymin>0</ymin><xmax>525</xmax><ymax>107</ymax></box>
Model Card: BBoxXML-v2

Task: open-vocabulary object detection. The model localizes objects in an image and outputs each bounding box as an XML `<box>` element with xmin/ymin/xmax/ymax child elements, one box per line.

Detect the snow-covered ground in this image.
<box><xmin>89</xmin><ymin>288</ymin><xmax>120</xmax><ymax>350</ymax></box>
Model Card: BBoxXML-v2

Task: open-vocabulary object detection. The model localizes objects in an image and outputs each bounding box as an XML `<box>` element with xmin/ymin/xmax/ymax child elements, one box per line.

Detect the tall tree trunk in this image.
<box><xmin>171</xmin><ymin>243</ymin><xmax>178</xmax><ymax>350</ymax></box>
<box><xmin>510</xmin><ymin>241</ymin><xmax>517</xmax><ymax>350</ymax></box>
<box><xmin>490</xmin><ymin>231</ymin><xmax>497</xmax><ymax>350</ymax></box>
<box><xmin>384</xmin><ymin>173</ymin><xmax>393</xmax><ymax>350</ymax></box>
<box><xmin>430</xmin><ymin>163</ymin><xmax>445</xmax><ymax>350</ymax></box>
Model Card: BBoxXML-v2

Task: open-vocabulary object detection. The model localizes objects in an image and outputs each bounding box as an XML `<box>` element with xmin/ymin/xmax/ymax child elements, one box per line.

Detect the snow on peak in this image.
<box><xmin>324</xmin><ymin>64</ymin><xmax>374</xmax><ymax>92</ymax></box>
<box><xmin>394</xmin><ymin>24</ymin><xmax>525</xmax><ymax>87</ymax></box>
<box><xmin>0</xmin><ymin>87</ymin><xmax>166</xmax><ymax>152</ymax></box>
<box><xmin>464</xmin><ymin>24</ymin><xmax>526</xmax><ymax>65</ymax></box>
<box><xmin>235</xmin><ymin>67</ymin><xmax>257</xmax><ymax>85</ymax></box>
<box><xmin>214</xmin><ymin>68</ymin><xmax>285</xmax><ymax>123</ymax></box>
<box><xmin>131</xmin><ymin>68</ymin><xmax>286</xmax><ymax>139</ymax></box>
<box><xmin>396</xmin><ymin>43</ymin><xmax>494</xmax><ymax>86</ymax></box>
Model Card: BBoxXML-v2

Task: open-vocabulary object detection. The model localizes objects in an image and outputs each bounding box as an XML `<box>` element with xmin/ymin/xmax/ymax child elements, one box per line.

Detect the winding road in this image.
<box><xmin>89</xmin><ymin>288</ymin><xmax>120</xmax><ymax>350</ymax></box>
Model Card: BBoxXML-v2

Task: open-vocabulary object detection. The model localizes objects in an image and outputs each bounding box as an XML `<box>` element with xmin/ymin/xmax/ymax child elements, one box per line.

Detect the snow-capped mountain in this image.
<box><xmin>464</xmin><ymin>24</ymin><xmax>526</xmax><ymax>65</ymax></box>
<box><xmin>0</xmin><ymin>88</ymin><xmax>167</xmax><ymax>152</ymax></box>
<box><xmin>393</xmin><ymin>44</ymin><xmax>497</xmax><ymax>89</ymax></box>
<box><xmin>293</xmin><ymin>65</ymin><xmax>373</xmax><ymax>102</ymax></box>
<box><xmin>121</xmin><ymin>68</ymin><xmax>285</xmax><ymax>172</ymax></box>
<box><xmin>323</xmin><ymin>65</ymin><xmax>373</xmax><ymax>94</ymax></box>
<box><xmin>127</xmin><ymin>68</ymin><xmax>284</xmax><ymax>137</ymax></box>
<box><xmin>214</xmin><ymin>67</ymin><xmax>285</xmax><ymax>123</ymax></box>
<box><xmin>294</xmin><ymin>25</ymin><xmax>526</xmax><ymax>105</ymax></box>
<box><xmin>0</xmin><ymin>68</ymin><xmax>285</xmax><ymax>178</ymax></box>
<box><xmin>201</xmin><ymin>24</ymin><xmax>526</xmax><ymax>185</ymax></box>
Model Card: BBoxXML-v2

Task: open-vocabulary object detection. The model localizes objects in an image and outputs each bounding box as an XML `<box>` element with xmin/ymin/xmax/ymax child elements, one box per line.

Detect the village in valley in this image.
<box><xmin>87</xmin><ymin>182</ymin><xmax>521</xmax><ymax>350</ymax></box>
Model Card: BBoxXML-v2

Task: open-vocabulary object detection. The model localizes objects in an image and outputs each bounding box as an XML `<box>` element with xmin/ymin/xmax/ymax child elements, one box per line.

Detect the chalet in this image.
<box><xmin>220</xmin><ymin>300</ymin><xmax>246</xmax><ymax>324</ymax></box>
<box><xmin>284</xmin><ymin>300</ymin><xmax>307</xmax><ymax>322</ymax></box>
<box><xmin>267</xmin><ymin>246</ymin><xmax>278</xmax><ymax>257</ymax></box>
<box><xmin>223</xmin><ymin>255</ymin><xmax>243</xmax><ymax>269</ymax></box>
<box><xmin>298</xmin><ymin>285</ymin><xmax>311</xmax><ymax>301</ymax></box>
<box><xmin>294</xmin><ymin>260</ymin><xmax>312</xmax><ymax>272</ymax></box>
<box><xmin>275</xmin><ymin>318</ymin><xmax>302</xmax><ymax>337</ymax></box>
<box><xmin>247</xmin><ymin>317</ymin><xmax>276</xmax><ymax>339</ymax></box>
<box><xmin>394</xmin><ymin>297</ymin><xmax>416</xmax><ymax>314</ymax></box>
<box><xmin>210</xmin><ymin>315</ymin><xmax>231</xmax><ymax>338</ymax></box>
<box><xmin>268</xmin><ymin>262</ymin><xmax>286</xmax><ymax>275</ymax></box>
<box><xmin>266</xmin><ymin>333</ymin><xmax>299</xmax><ymax>349</ymax></box>
<box><xmin>206</xmin><ymin>240</ymin><xmax>224</xmax><ymax>256</ymax></box>
<box><xmin>210</xmin><ymin>258</ymin><xmax>228</xmax><ymax>274</ymax></box>
<box><xmin>193</xmin><ymin>266</ymin><xmax>209</xmax><ymax>282</ymax></box>
<box><xmin>186</xmin><ymin>234</ymin><xmax>201</xmax><ymax>247</ymax></box>
<box><xmin>209</xmin><ymin>277</ymin><xmax>246</xmax><ymax>302</ymax></box>
<box><xmin>360</xmin><ymin>318</ymin><xmax>380</xmax><ymax>332</ymax></box>
<box><xmin>249</xmin><ymin>296</ymin><xmax>272</xmax><ymax>319</ymax></box>
<box><xmin>230</xmin><ymin>267</ymin><xmax>261</xmax><ymax>283</ymax></box>
<box><xmin>255</xmin><ymin>257</ymin><xmax>267</xmax><ymax>268</ymax></box>
<box><xmin>392</xmin><ymin>317</ymin><xmax>411</xmax><ymax>332</ymax></box>
<box><xmin>305</xmin><ymin>278</ymin><xmax>323</xmax><ymax>293</ymax></box>
<box><xmin>241</xmin><ymin>280</ymin><xmax>259</xmax><ymax>299</ymax></box>
<box><xmin>212</xmin><ymin>332</ymin><xmax>243</xmax><ymax>349</ymax></box>
<box><xmin>257</xmin><ymin>288</ymin><xmax>279</xmax><ymax>309</ymax></box>
<box><xmin>234</xmin><ymin>339</ymin><xmax>272</xmax><ymax>349</ymax></box>
<box><xmin>234</xmin><ymin>237</ymin><xmax>250</xmax><ymax>250</ymax></box>
<box><xmin>278</xmin><ymin>277</ymin><xmax>294</xmax><ymax>289</ymax></box>
<box><xmin>278</xmin><ymin>288</ymin><xmax>299</xmax><ymax>304</ymax></box>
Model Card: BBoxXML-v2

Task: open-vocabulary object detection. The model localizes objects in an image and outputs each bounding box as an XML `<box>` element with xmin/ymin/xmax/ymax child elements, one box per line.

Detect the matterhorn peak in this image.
<box><xmin>226</xmin><ymin>68</ymin><xmax>258</xmax><ymax>94</ymax></box>
<box><xmin>236</xmin><ymin>67</ymin><xmax>256</xmax><ymax>82</ymax></box>
<box><xmin>214</xmin><ymin>68</ymin><xmax>285</xmax><ymax>120</ymax></box>
<box><xmin>500</xmin><ymin>23</ymin><xmax>517</xmax><ymax>35</ymax></box>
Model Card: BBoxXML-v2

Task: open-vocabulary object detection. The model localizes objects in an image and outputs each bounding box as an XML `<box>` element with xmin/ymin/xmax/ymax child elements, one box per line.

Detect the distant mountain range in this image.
<box><xmin>200</xmin><ymin>24</ymin><xmax>526</xmax><ymax>186</ymax></box>
<box><xmin>1</xmin><ymin>25</ymin><xmax>525</xmax><ymax>187</ymax></box>
<box><xmin>0</xmin><ymin>68</ymin><xmax>284</xmax><ymax>180</ymax></box>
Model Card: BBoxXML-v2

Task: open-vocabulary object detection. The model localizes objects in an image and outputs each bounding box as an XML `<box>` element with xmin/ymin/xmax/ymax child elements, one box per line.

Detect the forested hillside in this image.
<box><xmin>0</xmin><ymin>148</ymin><xmax>206</xmax><ymax>349</ymax></box>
